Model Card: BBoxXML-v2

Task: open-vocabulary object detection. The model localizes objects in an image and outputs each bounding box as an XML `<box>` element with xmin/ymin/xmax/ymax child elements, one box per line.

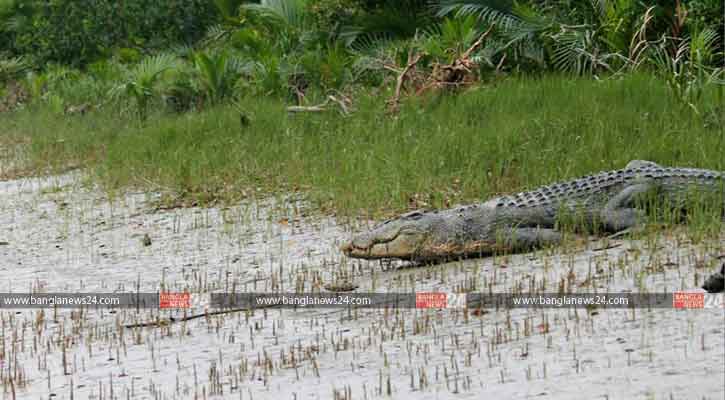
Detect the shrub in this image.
<box><xmin>306</xmin><ymin>0</ymin><xmax>363</xmax><ymax>35</ymax></box>
<box><xmin>111</xmin><ymin>54</ymin><xmax>180</xmax><ymax>120</ymax></box>
<box><xmin>193</xmin><ymin>50</ymin><xmax>246</xmax><ymax>105</ymax></box>
<box><xmin>0</xmin><ymin>55</ymin><xmax>29</xmax><ymax>84</ymax></box>
<box><xmin>10</xmin><ymin>0</ymin><xmax>218</xmax><ymax>67</ymax></box>
<box><xmin>300</xmin><ymin>44</ymin><xmax>353</xmax><ymax>90</ymax></box>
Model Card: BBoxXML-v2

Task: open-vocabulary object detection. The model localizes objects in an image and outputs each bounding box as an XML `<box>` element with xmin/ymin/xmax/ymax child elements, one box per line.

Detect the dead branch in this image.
<box><xmin>293</xmin><ymin>85</ymin><xmax>306</xmax><ymax>105</ymax></box>
<box><xmin>387</xmin><ymin>51</ymin><xmax>424</xmax><ymax>113</ymax></box>
<box><xmin>286</xmin><ymin>94</ymin><xmax>352</xmax><ymax>115</ymax></box>
<box><xmin>124</xmin><ymin>306</ymin><xmax>256</xmax><ymax>328</ymax></box>
<box><xmin>383</xmin><ymin>63</ymin><xmax>403</xmax><ymax>74</ymax></box>
<box><xmin>329</xmin><ymin>94</ymin><xmax>351</xmax><ymax>115</ymax></box>
<box><xmin>421</xmin><ymin>24</ymin><xmax>496</xmax><ymax>95</ymax></box>
<box><xmin>287</xmin><ymin>103</ymin><xmax>329</xmax><ymax>113</ymax></box>
<box><xmin>495</xmin><ymin>53</ymin><xmax>507</xmax><ymax>73</ymax></box>
<box><xmin>462</xmin><ymin>24</ymin><xmax>495</xmax><ymax>60</ymax></box>
<box><xmin>376</xmin><ymin>24</ymin><xmax>496</xmax><ymax>114</ymax></box>
<box><xmin>385</xmin><ymin>25</ymin><xmax>496</xmax><ymax>103</ymax></box>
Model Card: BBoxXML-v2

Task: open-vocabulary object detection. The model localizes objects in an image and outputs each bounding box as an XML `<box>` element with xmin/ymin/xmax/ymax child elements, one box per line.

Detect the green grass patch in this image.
<box><xmin>1</xmin><ymin>75</ymin><xmax>723</xmax><ymax>217</ymax></box>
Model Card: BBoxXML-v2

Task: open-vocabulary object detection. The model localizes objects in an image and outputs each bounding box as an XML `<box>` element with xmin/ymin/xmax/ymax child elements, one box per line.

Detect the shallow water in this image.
<box><xmin>0</xmin><ymin>172</ymin><xmax>723</xmax><ymax>400</ymax></box>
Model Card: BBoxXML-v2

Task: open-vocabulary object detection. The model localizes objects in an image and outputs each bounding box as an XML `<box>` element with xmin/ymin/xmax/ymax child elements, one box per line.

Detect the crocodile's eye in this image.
<box><xmin>402</xmin><ymin>211</ymin><xmax>424</xmax><ymax>220</ymax></box>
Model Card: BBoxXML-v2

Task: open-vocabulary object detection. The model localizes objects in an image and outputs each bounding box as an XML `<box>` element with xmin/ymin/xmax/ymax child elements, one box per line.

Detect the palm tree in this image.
<box><xmin>193</xmin><ymin>50</ymin><xmax>246</xmax><ymax>104</ymax></box>
<box><xmin>0</xmin><ymin>55</ymin><xmax>28</xmax><ymax>84</ymax></box>
<box><xmin>341</xmin><ymin>0</ymin><xmax>434</xmax><ymax>47</ymax></box>
<box><xmin>112</xmin><ymin>54</ymin><xmax>179</xmax><ymax>120</ymax></box>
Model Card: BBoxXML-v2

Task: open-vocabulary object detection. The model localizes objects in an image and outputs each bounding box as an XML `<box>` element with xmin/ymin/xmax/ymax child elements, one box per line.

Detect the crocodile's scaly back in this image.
<box><xmin>341</xmin><ymin>160</ymin><xmax>724</xmax><ymax>261</ymax></box>
<box><xmin>488</xmin><ymin>161</ymin><xmax>722</xmax><ymax>211</ymax></box>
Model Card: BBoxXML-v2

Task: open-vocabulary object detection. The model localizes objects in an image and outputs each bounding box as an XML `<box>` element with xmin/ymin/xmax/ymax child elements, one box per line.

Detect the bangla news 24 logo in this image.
<box><xmin>415</xmin><ymin>292</ymin><xmax>467</xmax><ymax>309</ymax></box>
<box><xmin>672</xmin><ymin>292</ymin><xmax>725</xmax><ymax>309</ymax></box>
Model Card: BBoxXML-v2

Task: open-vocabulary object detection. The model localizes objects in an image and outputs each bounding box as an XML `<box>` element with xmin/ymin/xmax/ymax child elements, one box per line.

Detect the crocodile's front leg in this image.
<box><xmin>494</xmin><ymin>227</ymin><xmax>563</xmax><ymax>253</ymax></box>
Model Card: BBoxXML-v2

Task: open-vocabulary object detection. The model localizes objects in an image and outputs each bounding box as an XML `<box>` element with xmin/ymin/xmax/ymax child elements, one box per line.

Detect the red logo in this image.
<box><xmin>673</xmin><ymin>291</ymin><xmax>704</xmax><ymax>309</ymax></box>
<box><xmin>416</xmin><ymin>292</ymin><xmax>447</xmax><ymax>309</ymax></box>
<box><xmin>159</xmin><ymin>292</ymin><xmax>191</xmax><ymax>309</ymax></box>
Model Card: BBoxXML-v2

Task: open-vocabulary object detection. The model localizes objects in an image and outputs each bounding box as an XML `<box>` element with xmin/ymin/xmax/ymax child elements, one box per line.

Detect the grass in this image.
<box><xmin>1</xmin><ymin>74</ymin><xmax>723</xmax><ymax>217</ymax></box>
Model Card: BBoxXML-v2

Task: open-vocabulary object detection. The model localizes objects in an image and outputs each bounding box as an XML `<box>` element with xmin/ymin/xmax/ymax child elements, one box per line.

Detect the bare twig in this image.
<box><xmin>387</xmin><ymin>51</ymin><xmax>424</xmax><ymax>113</ymax></box>
<box><xmin>377</xmin><ymin>24</ymin><xmax>495</xmax><ymax>113</ymax></box>
<box><xmin>462</xmin><ymin>25</ymin><xmax>495</xmax><ymax>61</ymax></box>
<box><xmin>287</xmin><ymin>104</ymin><xmax>329</xmax><ymax>113</ymax></box>
<box><xmin>418</xmin><ymin>25</ymin><xmax>495</xmax><ymax>96</ymax></box>
<box><xmin>328</xmin><ymin>94</ymin><xmax>350</xmax><ymax>115</ymax></box>
<box><xmin>383</xmin><ymin>64</ymin><xmax>403</xmax><ymax>74</ymax></box>
<box><xmin>286</xmin><ymin>94</ymin><xmax>352</xmax><ymax>115</ymax></box>
<box><xmin>124</xmin><ymin>307</ymin><xmax>255</xmax><ymax>328</ymax></box>
<box><xmin>293</xmin><ymin>85</ymin><xmax>306</xmax><ymax>105</ymax></box>
<box><xmin>495</xmin><ymin>53</ymin><xmax>507</xmax><ymax>73</ymax></box>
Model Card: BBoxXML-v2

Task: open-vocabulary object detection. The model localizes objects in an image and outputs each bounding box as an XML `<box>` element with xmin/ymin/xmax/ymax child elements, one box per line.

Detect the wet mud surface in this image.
<box><xmin>0</xmin><ymin>173</ymin><xmax>723</xmax><ymax>399</ymax></box>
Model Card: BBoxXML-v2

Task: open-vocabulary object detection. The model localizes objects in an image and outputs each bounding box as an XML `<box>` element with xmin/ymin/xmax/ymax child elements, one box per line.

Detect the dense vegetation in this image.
<box><xmin>0</xmin><ymin>1</ymin><xmax>723</xmax><ymax>214</ymax></box>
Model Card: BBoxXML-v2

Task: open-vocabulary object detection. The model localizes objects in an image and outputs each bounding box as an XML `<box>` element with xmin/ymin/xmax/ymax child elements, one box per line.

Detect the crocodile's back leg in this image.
<box><xmin>600</xmin><ymin>208</ymin><xmax>646</xmax><ymax>232</ymax></box>
<box><xmin>599</xmin><ymin>183</ymin><xmax>653</xmax><ymax>232</ymax></box>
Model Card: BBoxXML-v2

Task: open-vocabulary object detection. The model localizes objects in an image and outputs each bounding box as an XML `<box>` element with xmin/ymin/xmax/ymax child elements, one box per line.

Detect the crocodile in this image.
<box><xmin>341</xmin><ymin>160</ymin><xmax>724</xmax><ymax>262</ymax></box>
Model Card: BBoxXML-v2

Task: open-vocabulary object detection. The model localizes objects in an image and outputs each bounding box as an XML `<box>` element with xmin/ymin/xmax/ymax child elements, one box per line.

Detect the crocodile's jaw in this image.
<box><xmin>341</xmin><ymin>229</ymin><xmax>503</xmax><ymax>261</ymax></box>
<box><xmin>341</xmin><ymin>231</ymin><xmax>427</xmax><ymax>260</ymax></box>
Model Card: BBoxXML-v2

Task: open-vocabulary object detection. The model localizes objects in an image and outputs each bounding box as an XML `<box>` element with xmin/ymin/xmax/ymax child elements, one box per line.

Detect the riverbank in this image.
<box><xmin>2</xmin><ymin>75</ymin><xmax>723</xmax><ymax>217</ymax></box>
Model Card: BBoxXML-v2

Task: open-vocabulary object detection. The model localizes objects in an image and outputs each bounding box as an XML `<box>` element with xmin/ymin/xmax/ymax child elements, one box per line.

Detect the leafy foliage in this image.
<box><xmin>213</xmin><ymin>0</ymin><xmax>245</xmax><ymax>22</ymax></box>
<box><xmin>341</xmin><ymin>0</ymin><xmax>434</xmax><ymax>46</ymax></box>
<box><xmin>1</xmin><ymin>0</ymin><xmax>722</xmax><ymax>116</ymax></box>
<box><xmin>112</xmin><ymin>54</ymin><xmax>180</xmax><ymax>120</ymax></box>
<box><xmin>7</xmin><ymin>0</ymin><xmax>218</xmax><ymax>67</ymax></box>
<box><xmin>424</xmin><ymin>15</ymin><xmax>482</xmax><ymax>62</ymax></box>
<box><xmin>300</xmin><ymin>43</ymin><xmax>353</xmax><ymax>90</ymax></box>
<box><xmin>648</xmin><ymin>28</ymin><xmax>723</xmax><ymax>113</ymax></box>
<box><xmin>0</xmin><ymin>55</ymin><xmax>28</xmax><ymax>84</ymax></box>
<box><xmin>193</xmin><ymin>50</ymin><xmax>246</xmax><ymax>104</ymax></box>
<box><xmin>435</xmin><ymin>0</ymin><xmax>518</xmax><ymax>29</ymax></box>
<box><xmin>306</xmin><ymin>0</ymin><xmax>363</xmax><ymax>35</ymax></box>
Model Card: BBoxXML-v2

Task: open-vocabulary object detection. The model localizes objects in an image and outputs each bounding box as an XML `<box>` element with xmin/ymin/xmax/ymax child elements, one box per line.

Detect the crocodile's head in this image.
<box><xmin>341</xmin><ymin>206</ymin><xmax>500</xmax><ymax>261</ymax></box>
<box><xmin>341</xmin><ymin>210</ymin><xmax>442</xmax><ymax>260</ymax></box>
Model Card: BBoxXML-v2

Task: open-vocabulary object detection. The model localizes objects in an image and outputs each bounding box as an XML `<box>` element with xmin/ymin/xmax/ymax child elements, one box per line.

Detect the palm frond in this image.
<box><xmin>243</xmin><ymin>0</ymin><xmax>309</xmax><ymax>32</ymax></box>
<box><xmin>131</xmin><ymin>54</ymin><xmax>179</xmax><ymax>87</ymax></box>
<box><xmin>0</xmin><ymin>55</ymin><xmax>28</xmax><ymax>83</ymax></box>
<box><xmin>551</xmin><ymin>29</ymin><xmax>594</xmax><ymax>75</ymax></box>
<box><xmin>341</xmin><ymin>0</ymin><xmax>433</xmax><ymax>49</ymax></box>
<box><xmin>213</xmin><ymin>0</ymin><xmax>244</xmax><ymax>20</ymax></box>
<box><xmin>689</xmin><ymin>28</ymin><xmax>719</xmax><ymax>66</ymax></box>
<box><xmin>434</xmin><ymin>0</ymin><xmax>519</xmax><ymax>30</ymax></box>
<box><xmin>111</xmin><ymin>53</ymin><xmax>179</xmax><ymax>119</ymax></box>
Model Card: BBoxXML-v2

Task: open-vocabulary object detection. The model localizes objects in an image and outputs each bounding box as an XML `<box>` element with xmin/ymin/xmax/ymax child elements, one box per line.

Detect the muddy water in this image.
<box><xmin>0</xmin><ymin>172</ymin><xmax>723</xmax><ymax>400</ymax></box>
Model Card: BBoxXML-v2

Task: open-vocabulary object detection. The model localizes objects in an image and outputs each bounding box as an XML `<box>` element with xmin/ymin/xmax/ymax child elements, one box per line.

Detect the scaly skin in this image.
<box><xmin>341</xmin><ymin>160</ymin><xmax>724</xmax><ymax>262</ymax></box>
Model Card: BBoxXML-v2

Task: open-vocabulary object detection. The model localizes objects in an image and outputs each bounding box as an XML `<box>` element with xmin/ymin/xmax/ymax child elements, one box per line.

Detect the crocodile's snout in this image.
<box><xmin>341</xmin><ymin>226</ymin><xmax>430</xmax><ymax>260</ymax></box>
<box><xmin>340</xmin><ymin>240</ymin><xmax>354</xmax><ymax>255</ymax></box>
<box><xmin>341</xmin><ymin>232</ymin><xmax>375</xmax><ymax>253</ymax></box>
<box><xmin>340</xmin><ymin>235</ymin><xmax>380</xmax><ymax>258</ymax></box>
